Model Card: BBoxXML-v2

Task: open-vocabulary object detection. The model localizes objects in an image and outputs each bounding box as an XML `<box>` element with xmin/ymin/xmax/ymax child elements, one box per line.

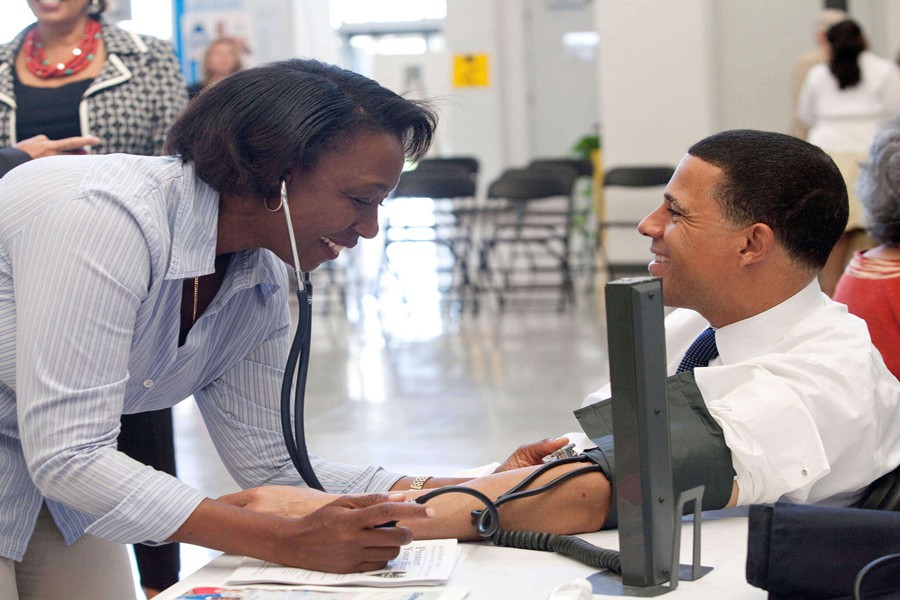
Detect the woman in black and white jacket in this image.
<box><xmin>0</xmin><ymin>0</ymin><xmax>187</xmax><ymax>157</ymax></box>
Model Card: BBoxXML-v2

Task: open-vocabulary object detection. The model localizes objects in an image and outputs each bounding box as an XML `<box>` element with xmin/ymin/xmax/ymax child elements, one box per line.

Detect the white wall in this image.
<box><xmin>442</xmin><ymin>0</ymin><xmax>506</xmax><ymax>183</ymax></box>
<box><xmin>176</xmin><ymin>0</ymin><xmax>900</xmax><ymax>186</ymax></box>
<box><xmin>290</xmin><ymin>0</ymin><xmax>340</xmax><ymax>62</ymax></box>
<box><xmin>711</xmin><ymin>0</ymin><xmax>820</xmax><ymax>133</ymax></box>
<box><xmin>525</xmin><ymin>0</ymin><xmax>598</xmax><ymax>159</ymax></box>
<box><xmin>595</xmin><ymin>0</ymin><xmax>900</xmax><ymax>172</ymax></box>
<box><xmin>371</xmin><ymin>52</ymin><xmax>453</xmax><ymax>157</ymax></box>
<box><xmin>596</xmin><ymin>0</ymin><xmax>715</xmax><ymax>169</ymax></box>
<box><xmin>495</xmin><ymin>0</ymin><xmax>531</xmax><ymax>171</ymax></box>
<box><xmin>372</xmin><ymin>0</ymin><xmax>599</xmax><ymax>185</ymax></box>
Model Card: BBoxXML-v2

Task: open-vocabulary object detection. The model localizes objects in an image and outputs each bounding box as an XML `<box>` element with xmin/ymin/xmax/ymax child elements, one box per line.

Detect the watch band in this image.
<box><xmin>409</xmin><ymin>475</ymin><xmax>433</xmax><ymax>490</ymax></box>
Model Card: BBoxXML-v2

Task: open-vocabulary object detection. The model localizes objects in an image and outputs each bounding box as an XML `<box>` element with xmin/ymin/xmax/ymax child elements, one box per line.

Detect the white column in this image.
<box><xmin>443</xmin><ymin>0</ymin><xmax>507</xmax><ymax>183</ymax></box>
<box><xmin>290</xmin><ymin>0</ymin><xmax>340</xmax><ymax>63</ymax></box>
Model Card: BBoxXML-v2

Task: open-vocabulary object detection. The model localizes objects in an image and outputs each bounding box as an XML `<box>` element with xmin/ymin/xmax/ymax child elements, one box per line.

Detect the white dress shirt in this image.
<box><xmin>0</xmin><ymin>154</ymin><xmax>402</xmax><ymax>562</ymax></box>
<box><xmin>583</xmin><ymin>280</ymin><xmax>900</xmax><ymax>507</ymax></box>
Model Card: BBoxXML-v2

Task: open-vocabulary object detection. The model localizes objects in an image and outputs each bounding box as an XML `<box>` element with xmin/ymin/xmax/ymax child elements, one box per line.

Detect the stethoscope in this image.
<box><xmin>272</xmin><ymin>181</ymin><xmax>628</xmax><ymax>576</ymax></box>
<box><xmin>277</xmin><ymin>180</ymin><xmax>325</xmax><ymax>491</ymax></box>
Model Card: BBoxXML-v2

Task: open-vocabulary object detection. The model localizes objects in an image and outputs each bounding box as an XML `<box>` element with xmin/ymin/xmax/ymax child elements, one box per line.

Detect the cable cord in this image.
<box><xmin>415</xmin><ymin>460</ymin><xmax>622</xmax><ymax>574</ymax></box>
<box><xmin>853</xmin><ymin>552</ymin><xmax>900</xmax><ymax>600</ymax></box>
<box><xmin>489</xmin><ymin>529</ymin><xmax>621</xmax><ymax>573</ymax></box>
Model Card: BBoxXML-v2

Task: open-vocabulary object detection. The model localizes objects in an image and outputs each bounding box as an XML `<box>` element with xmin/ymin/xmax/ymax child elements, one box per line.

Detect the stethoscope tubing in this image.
<box><xmin>280</xmin><ymin>276</ymin><xmax>324</xmax><ymax>491</ymax></box>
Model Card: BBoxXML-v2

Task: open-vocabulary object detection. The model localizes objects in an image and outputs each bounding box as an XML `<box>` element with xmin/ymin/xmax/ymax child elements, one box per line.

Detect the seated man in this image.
<box><xmin>224</xmin><ymin>129</ymin><xmax>900</xmax><ymax>541</ymax></box>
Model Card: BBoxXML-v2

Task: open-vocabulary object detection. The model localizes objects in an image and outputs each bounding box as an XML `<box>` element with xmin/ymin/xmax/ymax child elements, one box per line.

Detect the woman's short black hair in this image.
<box><xmin>165</xmin><ymin>59</ymin><xmax>438</xmax><ymax>201</ymax></box>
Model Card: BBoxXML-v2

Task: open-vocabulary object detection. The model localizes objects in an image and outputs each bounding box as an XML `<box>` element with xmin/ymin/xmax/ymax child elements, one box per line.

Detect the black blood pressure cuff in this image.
<box><xmin>573</xmin><ymin>371</ymin><xmax>736</xmax><ymax>530</ymax></box>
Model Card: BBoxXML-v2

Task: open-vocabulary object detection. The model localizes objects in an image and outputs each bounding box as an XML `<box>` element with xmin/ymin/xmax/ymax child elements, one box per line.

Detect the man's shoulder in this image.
<box><xmin>729</xmin><ymin>296</ymin><xmax>881</xmax><ymax>379</ymax></box>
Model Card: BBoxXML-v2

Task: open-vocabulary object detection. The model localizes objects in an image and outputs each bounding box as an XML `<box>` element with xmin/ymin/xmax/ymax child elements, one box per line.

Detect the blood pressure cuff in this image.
<box><xmin>746</xmin><ymin>502</ymin><xmax>900</xmax><ymax>599</ymax></box>
<box><xmin>573</xmin><ymin>371</ymin><xmax>735</xmax><ymax>529</ymax></box>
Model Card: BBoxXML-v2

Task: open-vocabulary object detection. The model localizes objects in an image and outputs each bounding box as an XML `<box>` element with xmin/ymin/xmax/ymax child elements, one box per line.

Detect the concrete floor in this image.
<box><xmin>158</xmin><ymin>216</ymin><xmax>641</xmax><ymax>583</ymax></box>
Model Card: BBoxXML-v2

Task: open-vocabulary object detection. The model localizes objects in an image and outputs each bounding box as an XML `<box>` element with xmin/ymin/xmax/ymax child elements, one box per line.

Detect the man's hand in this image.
<box><xmin>14</xmin><ymin>134</ymin><xmax>100</xmax><ymax>159</ymax></box>
<box><xmin>218</xmin><ymin>485</ymin><xmax>330</xmax><ymax>518</ymax></box>
<box><xmin>493</xmin><ymin>437</ymin><xmax>570</xmax><ymax>473</ymax></box>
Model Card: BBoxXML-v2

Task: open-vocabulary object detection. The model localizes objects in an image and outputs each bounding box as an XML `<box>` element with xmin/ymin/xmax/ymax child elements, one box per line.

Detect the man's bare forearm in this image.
<box><xmin>400</xmin><ymin>462</ymin><xmax>611</xmax><ymax>541</ymax></box>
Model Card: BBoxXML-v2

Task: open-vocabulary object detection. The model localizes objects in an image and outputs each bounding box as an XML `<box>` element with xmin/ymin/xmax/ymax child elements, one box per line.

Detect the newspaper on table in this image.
<box><xmin>175</xmin><ymin>584</ymin><xmax>468</xmax><ymax>599</ymax></box>
<box><xmin>226</xmin><ymin>539</ymin><xmax>461</xmax><ymax>588</ymax></box>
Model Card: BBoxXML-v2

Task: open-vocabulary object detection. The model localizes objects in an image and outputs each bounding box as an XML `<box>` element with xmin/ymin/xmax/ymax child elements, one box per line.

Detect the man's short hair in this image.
<box><xmin>165</xmin><ymin>59</ymin><xmax>437</xmax><ymax>202</ymax></box>
<box><xmin>687</xmin><ymin>129</ymin><xmax>848</xmax><ymax>270</ymax></box>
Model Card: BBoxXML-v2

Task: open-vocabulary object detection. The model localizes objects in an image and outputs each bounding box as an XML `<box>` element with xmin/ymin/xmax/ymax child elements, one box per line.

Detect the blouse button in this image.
<box><xmin>143</xmin><ymin>379</ymin><xmax>154</xmax><ymax>389</ymax></box>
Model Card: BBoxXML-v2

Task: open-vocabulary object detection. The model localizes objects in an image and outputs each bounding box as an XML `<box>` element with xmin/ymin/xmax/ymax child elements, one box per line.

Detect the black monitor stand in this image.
<box><xmin>589</xmin><ymin>277</ymin><xmax>710</xmax><ymax>596</ymax></box>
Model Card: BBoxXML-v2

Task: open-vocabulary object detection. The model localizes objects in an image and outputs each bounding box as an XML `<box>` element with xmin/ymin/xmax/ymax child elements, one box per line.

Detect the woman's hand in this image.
<box><xmin>493</xmin><ymin>437</ymin><xmax>570</xmax><ymax>473</ymax></box>
<box><xmin>176</xmin><ymin>492</ymin><xmax>434</xmax><ymax>574</ymax></box>
<box><xmin>14</xmin><ymin>134</ymin><xmax>100</xmax><ymax>159</ymax></box>
<box><xmin>218</xmin><ymin>485</ymin><xmax>332</xmax><ymax>518</ymax></box>
<box><xmin>279</xmin><ymin>493</ymin><xmax>434</xmax><ymax>573</ymax></box>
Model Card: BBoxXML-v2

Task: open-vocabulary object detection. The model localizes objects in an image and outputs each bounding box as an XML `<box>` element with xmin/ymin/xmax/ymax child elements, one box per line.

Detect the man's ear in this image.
<box><xmin>739</xmin><ymin>223</ymin><xmax>775</xmax><ymax>265</ymax></box>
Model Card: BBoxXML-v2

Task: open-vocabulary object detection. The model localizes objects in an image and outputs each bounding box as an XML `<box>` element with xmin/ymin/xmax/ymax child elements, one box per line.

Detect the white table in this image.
<box><xmin>155</xmin><ymin>513</ymin><xmax>766</xmax><ymax>599</ymax></box>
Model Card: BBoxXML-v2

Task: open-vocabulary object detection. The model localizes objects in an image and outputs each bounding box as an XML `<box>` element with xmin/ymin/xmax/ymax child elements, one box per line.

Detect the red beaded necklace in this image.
<box><xmin>23</xmin><ymin>18</ymin><xmax>101</xmax><ymax>79</ymax></box>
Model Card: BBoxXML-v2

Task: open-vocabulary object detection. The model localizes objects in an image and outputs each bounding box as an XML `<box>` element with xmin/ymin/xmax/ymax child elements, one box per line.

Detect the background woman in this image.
<box><xmin>834</xmin><ymin>115</ymin><xmax>900</xmax><ymax>380</ymax></box>
<box><xmin>187</xmin><ymin>37</ymin><xmax>244</xmax><ymax>99</ymax></box>
<box><xmin>0</xmin><ymin>2</ymin><xmax>189</xmax><ymax>594</ymax></box>
<box><xmin>796</xmin><ymin>18</ymin><xmax>900</xmax><ymax>295</ymax></box>
<box><xmin>0</xmin><ymin>58</ymin><xmax>440</xmax><ymax>600</ymax></box>
<box><xmin>0</xmin><ymin>0</ymin><xmax>188</xmax><ymax>156</ymax></box>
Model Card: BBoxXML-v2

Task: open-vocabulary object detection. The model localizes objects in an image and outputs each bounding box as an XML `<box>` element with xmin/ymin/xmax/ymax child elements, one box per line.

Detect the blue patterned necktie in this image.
<box><xmin>676</xmin><ymin>327</ymin><xmax>719</xmax><ymax>374</ymax></box>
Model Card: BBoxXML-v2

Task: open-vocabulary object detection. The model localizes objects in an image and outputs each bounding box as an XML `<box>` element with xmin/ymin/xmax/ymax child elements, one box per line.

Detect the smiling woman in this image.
<box><xmin>0</xmin><ymin>58</ymin><xmax>437</xmax><ymax>599</ymax></box>
<box><xmin>0</xmin><ymin>1</ymin><xmax>191</xmax><ymax>597</ymax></box>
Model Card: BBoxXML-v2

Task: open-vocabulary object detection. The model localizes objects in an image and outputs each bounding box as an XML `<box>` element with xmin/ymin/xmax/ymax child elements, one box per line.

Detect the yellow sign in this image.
<box><xmin>452</xmin><ymin>54</ymin><xmax>490</xmax><ymax>88</ymax></box>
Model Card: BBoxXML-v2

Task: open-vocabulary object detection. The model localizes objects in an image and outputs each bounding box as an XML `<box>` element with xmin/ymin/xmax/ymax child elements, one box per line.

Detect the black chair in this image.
<box><xmin>529</xmin><ymin>157</ymin><xmax>593</xmax><ymax>178</ymax></box>
<box><xmin>478</xmin><ymin>166</ymin><xmax>579</xmax><ymax>309</ymax></box>
<box><xmin>602</xmin><ymin>166</ymin><xmax>673</xmax><ymax>187</ymax></box>
<box><xmin>418</xmin><ymin>156</ymin><xmax>480</xmax><ymax>177</ymax></box>
<box><xmin>378</xmin><ymin>161</ymin><xmax>479</xmax><ymax>306</ymax></box>
<box><xmin>529</xmin><ymin>158</ymin><xmax>597</xmax><ymax>281</ymax></box>
<box><xmin>599</xmin><ymin>165</ymin><xmax>675</xmax><ymax>280</ymax></box>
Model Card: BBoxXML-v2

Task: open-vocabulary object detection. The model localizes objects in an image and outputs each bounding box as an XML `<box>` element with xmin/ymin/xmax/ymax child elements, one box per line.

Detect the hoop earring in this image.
<box><xmin>266</xmin><ymin>182</ymin><xmax>286</xmax><ymax>212</ymax></box>
<box><xmin>89</xmin><ymin>0</ymin><xmax>101</xmax><ymax>14</ymax></box>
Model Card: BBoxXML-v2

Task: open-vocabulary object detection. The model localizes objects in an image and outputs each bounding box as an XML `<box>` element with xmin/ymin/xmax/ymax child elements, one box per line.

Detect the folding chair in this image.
<box><xmin>378</xmin><ymin>161</ymin><xmax>479</xmax><ymax>307</ymax></box>
<box><xmin>529</xmin><ymin>158</ymin><xmax>596</xmax><ymax>280</ymax></box>
<box><xmin>599</xmin><ymin>165</ymin><xmax>675</xmax><ymax>280</ymax></box>
<box><xmin>478</xmin><ymin>166</ymin><xmax>578</xmax><ymax>309</ymax></box>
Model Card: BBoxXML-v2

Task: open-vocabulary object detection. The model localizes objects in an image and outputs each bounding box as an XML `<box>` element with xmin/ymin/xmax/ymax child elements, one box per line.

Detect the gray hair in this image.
<box><xmin>857</xmin><ymin>116</ymin><xmax>900</xmax><ymax>245</ymax></box>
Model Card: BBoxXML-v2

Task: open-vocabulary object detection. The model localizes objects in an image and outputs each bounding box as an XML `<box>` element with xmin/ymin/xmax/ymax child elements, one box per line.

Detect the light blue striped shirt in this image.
<box><xmin>0</xmin><ymin>154</ymin><xmax>402</xmax><ymax>561</ymax></box>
